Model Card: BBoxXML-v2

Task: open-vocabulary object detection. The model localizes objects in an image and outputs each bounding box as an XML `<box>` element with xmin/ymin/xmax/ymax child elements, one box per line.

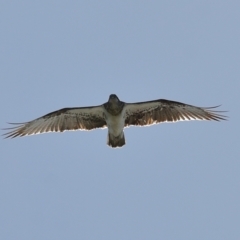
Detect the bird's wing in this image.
<box><xmin>3</xmin><ymin>105</ymin><xmax>107</xmax><ymax>138</ymax></box>
<box><xmin>124</xmin><ymin>99</ymin><xmax>227</xmax><ymax>127</ymax></box>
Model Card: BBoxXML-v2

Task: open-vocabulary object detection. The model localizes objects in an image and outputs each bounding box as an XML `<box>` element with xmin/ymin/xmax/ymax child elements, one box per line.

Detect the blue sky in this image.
<box><xmin>1</xmin><ymin>1</ymin><xmax>239</xmax><ymax>239</ymax></box>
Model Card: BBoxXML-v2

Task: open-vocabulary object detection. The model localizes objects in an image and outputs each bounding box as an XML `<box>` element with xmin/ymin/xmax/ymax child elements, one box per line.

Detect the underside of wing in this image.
<box><xmin>124</xmin><ymin>99</ymin><xmax>227</xmax><ymax>127</ymax></box>
<box><xmin>3</xmin><ymin>105</ymin><xmax>107</xmax><ymax>138</ymax></box>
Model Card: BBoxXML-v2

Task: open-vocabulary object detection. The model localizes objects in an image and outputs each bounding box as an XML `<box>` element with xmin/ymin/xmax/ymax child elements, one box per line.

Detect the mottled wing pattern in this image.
<box><xmin>3</xmin><ymin>106</ymin><xmax>107</xmax><ymax>138</ymax></box>
<box><xmin>124</xmin><ymin>99</ymin><xmax>227</xmax><ymax>126</ymax></box>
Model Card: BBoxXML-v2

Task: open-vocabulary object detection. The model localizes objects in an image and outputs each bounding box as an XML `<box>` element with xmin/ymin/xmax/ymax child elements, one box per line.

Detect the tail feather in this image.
<box><xmin>107</xmin><ymin>132</ymin><xmax>125</xmax><ymax>148</ymax></box>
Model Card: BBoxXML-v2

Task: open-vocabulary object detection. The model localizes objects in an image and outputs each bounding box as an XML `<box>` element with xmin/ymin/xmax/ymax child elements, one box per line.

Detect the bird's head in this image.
<box><xmin>108</xmin><ymin>94</ymin><xmax>119</xmax><ymax>103</ymax></box>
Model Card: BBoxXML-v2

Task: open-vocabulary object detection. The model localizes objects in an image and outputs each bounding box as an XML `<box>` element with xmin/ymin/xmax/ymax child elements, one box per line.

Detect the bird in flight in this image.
<box><xmin>3</xmin><ymin>94</ymin><xmax>226</xmax><ymax>148</ymax></box>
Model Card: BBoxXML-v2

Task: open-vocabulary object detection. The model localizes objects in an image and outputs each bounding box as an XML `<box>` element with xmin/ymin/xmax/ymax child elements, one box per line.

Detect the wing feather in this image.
<box><xmin>3</xmin><ymin>105</ymin><xmax>107</xmax><ymax>138</ymax></box>
<box><xmin>124</xmin><ymin>99</ymin><xmax>227</xmax><ymax>127</ymax></box>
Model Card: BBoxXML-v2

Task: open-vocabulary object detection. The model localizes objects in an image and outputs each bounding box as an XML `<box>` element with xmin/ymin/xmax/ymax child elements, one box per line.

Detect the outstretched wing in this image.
<box><xmin>124</xmin><ymin>99</ymin><xmax>227</xmax><ymax>127</ymax></box>
<box><xmin>3</xmin><ymin>105</ymin><xmax>107</xmax><ymax>138</ymax></box>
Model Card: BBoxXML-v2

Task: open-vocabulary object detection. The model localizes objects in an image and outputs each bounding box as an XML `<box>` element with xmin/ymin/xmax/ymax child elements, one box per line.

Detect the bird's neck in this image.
<box><xmin>105</xmin><ymin>102</ymin><xmax>124</xmax><ymax>116</ymax></box>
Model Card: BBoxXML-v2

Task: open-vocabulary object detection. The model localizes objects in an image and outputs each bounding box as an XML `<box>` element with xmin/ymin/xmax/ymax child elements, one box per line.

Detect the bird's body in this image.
<box><xmin>102</xmin><ymin>95</ymin><xmax>125</xmax><ymax>147</ymax></box>
<box><xmin>3</xmin><ymin>94</ymin><xmax>227</xmax><ymax>148</ymax></box>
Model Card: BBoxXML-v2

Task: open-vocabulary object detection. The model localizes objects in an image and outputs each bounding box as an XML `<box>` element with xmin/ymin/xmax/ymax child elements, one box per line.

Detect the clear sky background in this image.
<box><xmin>1</xmin><ymin>1</ymin><xmax>239</xmax><ymax>240</ymax></box>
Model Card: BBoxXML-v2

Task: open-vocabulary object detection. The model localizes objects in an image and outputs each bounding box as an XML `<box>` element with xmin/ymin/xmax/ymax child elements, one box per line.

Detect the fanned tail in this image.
<box><xmin>107</xmin><ymin>132</ymin><xmax>125</xmax><ymax>148</ymax></box>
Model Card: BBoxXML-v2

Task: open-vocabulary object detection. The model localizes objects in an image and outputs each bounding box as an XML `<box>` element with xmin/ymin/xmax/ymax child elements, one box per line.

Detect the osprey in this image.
<box><xmin>3</xmin><ymin>94</ymin><xmax>226</xmax><ymax>148</ymax></box>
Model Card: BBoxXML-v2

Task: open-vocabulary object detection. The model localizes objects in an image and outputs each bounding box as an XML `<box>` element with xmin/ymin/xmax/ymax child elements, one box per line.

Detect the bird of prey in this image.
<box><xmin>3</xmin><ymin>94</ymin><xmax>226</xmax><ymax>148</ymax></box>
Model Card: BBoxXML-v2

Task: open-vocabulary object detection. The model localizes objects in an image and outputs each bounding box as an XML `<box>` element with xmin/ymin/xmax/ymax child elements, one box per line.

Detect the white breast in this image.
<box><xmin>105</xmin><ymin>111</ymin><xmax>125</xmax><ymax>136</ymax></box>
